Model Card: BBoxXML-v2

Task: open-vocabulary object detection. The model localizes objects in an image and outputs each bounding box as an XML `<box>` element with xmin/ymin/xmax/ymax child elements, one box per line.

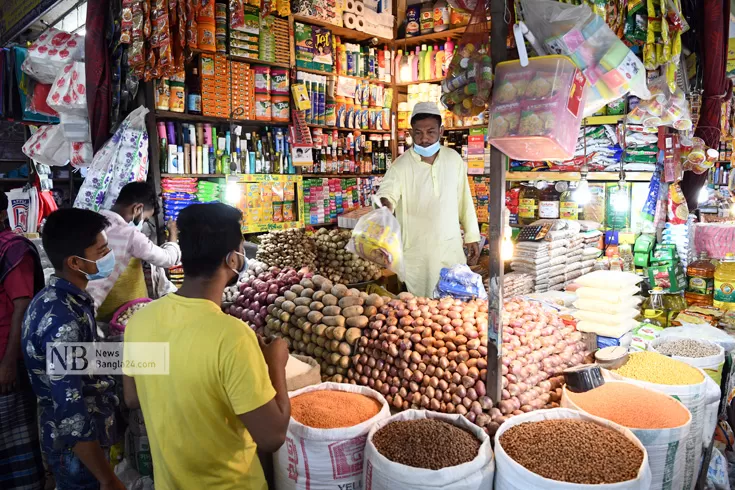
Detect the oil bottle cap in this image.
<box><xmin>726</xmin><ymin>253</ymin><xmax>735</xmax><ymax>260</ymax></box>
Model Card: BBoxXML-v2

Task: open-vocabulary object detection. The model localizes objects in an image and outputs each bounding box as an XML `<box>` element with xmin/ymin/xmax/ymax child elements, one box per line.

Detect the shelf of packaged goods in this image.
<box><xmin>395</xmin><ymin>77</ymin><xmax>444</xmax><ymax>88</ymax></box>
<box><xmin>190</xmin><ymin>49</ymin><xmax>290</xmax><ymax>69</ymax></box>
<box><xmin>393</xmin><ymin>26</ymin><xmax>467</xmax><ymax>47</ymax></box>
<box><xmin>505</xmin><ymin>171</ymin><xmax>654</xmax><ymax>182</ymax></box>
<box><xmin>583</xmin><ymin>115</ymin><xmax>625</xmax><ymax>125</ymax></box>
<box><xmin>306</xmin><ymin>124</ymin><xmax>391</xmax><ymax>134</ymax></box>
<box><xmin>446</xmin><ymin>124</ymin><xmax>488</xmax><ymax>131</ymax></box>
<box><xmin>301</xmin><ymin>173</ymin><xmax>382</xmax><ymax>178</ymax></box>
<box><xmin>161</xmin><ymin>173</ymin><xmax>227</xmax><ymax>178</ymax></box>
<box><xmin>295</xmin><ymin>66</ymin><xmax>391</xmax><ymax>85</ymax></box>
<box><xmin>155</xmin><ymin>111</ymin><xmax>289</xmax><ymax>126</ymax></box>
<box><xmin>291</xmin><ymin>14</ymin><xmax>393</xmax><ymax>44</ymax></box>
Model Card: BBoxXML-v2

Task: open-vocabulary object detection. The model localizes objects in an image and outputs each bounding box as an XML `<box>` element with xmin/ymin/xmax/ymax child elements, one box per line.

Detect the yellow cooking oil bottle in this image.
<box><xmin>714</xmin><ymin>253</ymin><xmax>735</xmax><ymax>311</ymax></box>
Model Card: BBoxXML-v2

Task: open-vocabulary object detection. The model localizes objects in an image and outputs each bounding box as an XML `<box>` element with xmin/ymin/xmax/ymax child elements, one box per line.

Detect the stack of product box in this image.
<box><xmin>202</xmin><ymin>55</ymin><xmax>231</xmax><ymax>118</ymax></box>
<box><xmin>232</xmin><ymin>61</ymin><xmax>255</xmax><ymax>119</ymax></box>
<box><xmin>303</xmin><ymin>176</ymin><xmax>382</xmax><ymax>225</ymax></box>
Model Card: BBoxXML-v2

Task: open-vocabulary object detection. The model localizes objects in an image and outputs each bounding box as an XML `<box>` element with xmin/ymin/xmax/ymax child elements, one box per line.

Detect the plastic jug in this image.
<box><xmin>714</xmin><ymin>252</ymin><xmax>735</xmax><ymax>311</ymax></box>
<box><xmin>686</xmin><ymin>252</ymin><xmax>715</xmax><ymax>306</ymax></box>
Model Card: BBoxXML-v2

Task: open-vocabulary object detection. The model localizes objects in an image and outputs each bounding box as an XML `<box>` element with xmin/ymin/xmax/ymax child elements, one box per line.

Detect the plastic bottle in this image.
<box><xmin>420</xmin><ymin>0</ymin><xmax>434</xmax><ymax>34</ymax></box>
<box><xmin>433</xmin><ymin>0</ymin><xmax>450</xmax><ymax>32</ymax></box>
<box><xmin>714</xmin><ymin>252</ymin><xmax>735</xmax><ymax>311</ymax></box>
<box><xmin>410</xmin><ymin>47</ymin><xmax>420</xmax><ymax>82</ymax></box>
<box><xmin>559</xmin><ymin>189</ymin><xmax>579</xmax><ymax>220</ymax></box>
<box><xmin>426</xmin><ymin>45</ymin><xmax>435</xmax><ymax>81</ymax></box>
<box><xmin>419</xmin><ymin>45</ymin><xmax>427</xmax><ymax>80</ymax></box>
<box><xmin>444</xmin><ymin>37</ymin><xmax>455</xmax><ymax>75</ymax></box>
<box><xmin>636</xmin><ymin>287</ymin><xmax>666</xmax><ymax>327</ymax></box>
<box><xmin>383</xmin><ymin>46</ymin><xmax>392</xmax><ymax>82</ymax></box>
<box><xmin>619</xmin><ymin>244</ymin><xmax>634</xmax><ymax>272</ymax></box>
<box><xmin>538</xmin><ymin>185</ymin><xmax>560</xmax><ymax>219</ymax></box>
<box><xmin>434</xmin><ymin>46</ymin><xmax>445</xmax><ymax>79</ymax></box>
<box><xmin>518</xmin><ymin>184</ymin><xmax>538</xmax><ymax>225</ymax></box>
<box><xmin>610</xmin><ymin>255</ymin><xmax>622</xmax><ymax>272</ymax></box>
<box><xmin>686</xmin><ymin>252</ymin><xmax>716</xmax><ymax>306</ymax></box>
<box><xmin>394</xmin><ymin>50</ymin><xmax>403</xmax><ymax>84</ymax></box>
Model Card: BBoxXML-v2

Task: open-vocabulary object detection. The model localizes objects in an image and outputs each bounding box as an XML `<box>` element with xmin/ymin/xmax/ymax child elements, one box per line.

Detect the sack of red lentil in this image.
<box><xmin>494</xmin><ymin>408</ymin><xmax>652</xmax><ymax>490</ymax></box>
<box><xmin>561</xmin><ymin>381</ymin><xmax>692</xmax><ymax>490</ymax></box>
<box><xmin>273</xmin><ymin>382</ymin><xmax>390</xmax><ymax>490</ymax></box>
<box><xmin>362</xmin><ymin>409</ymin><xmax>494</xmax><ymax>490</ymax></box>
<box><xmin>604</xmin><ymin>353</ymin><xmax>717</xmax><ymax>490</ymax></box>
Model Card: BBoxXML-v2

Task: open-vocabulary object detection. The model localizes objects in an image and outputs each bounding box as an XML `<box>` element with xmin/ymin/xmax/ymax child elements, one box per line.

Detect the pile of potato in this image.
<box><xmin>264</xmin><ymin>274</ymin><xmax>391</xmax><ymax>381</ymax></box>
<box><xmin>256</xmin><ymin>229</ymin><xmax>316</xmax><ymax>270</ymax></box>
<box><xmin>313</xmin><ymin>228</ymin><xmax>382</xmax><ymax>285</ymax></box>
<box><xmin>346</xmin><ymin>294</ymin><xmax>583</xmax><ymax>435</ymax></box>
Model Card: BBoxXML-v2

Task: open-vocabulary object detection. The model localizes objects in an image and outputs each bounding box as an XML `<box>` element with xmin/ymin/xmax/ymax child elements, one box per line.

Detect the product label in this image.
<box><xmin>518</xmin><ymin>198</ymin><xmax>537</xmax><ymax>218</ymax></box>
<box><xmin>559</xmin><ymin>201</ymin><xmax>578</xmax><ymax>219</ymax></box>
<box><xmin>187</xmin><ymin>94</ymin><xmax>201</xmax><ymax>113</ymax></box>
<box><xmin>688</xmin><ymin>276</ymin><xmax>714</xmax><ymax>296</ymax></box>
<box><xmin>539</xmin><ymin>201</ymin><xmax>560</xmax><ymax>219</ymax></box>
<box><xmin>420</xmin><ymin>10</ymin><xmax>434</xmax><ymax>31</ymax></box>
<box><xmin>715</xmin><ymin>280</ymin><xmax>735</xmax><ymax>304</ymax></box>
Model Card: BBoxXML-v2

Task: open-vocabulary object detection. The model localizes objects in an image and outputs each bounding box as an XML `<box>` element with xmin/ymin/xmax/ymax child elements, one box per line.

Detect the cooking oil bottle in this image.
<box><xmin>518</xmin><ymin>184</ymin><xmax>539</xmax><ymax>225</ymax></box>
<box><xmin>636</xmin><ymin>287</ymin><xmax>667</xmax><ymax>327</ymax></box>
<box><xmin>714</xmin><ymin>253</ymin><xmax>735</xmax><ymax>311</ymax></box>
<box><xmin>686</xmin><ymin>252</ymin><xmax>715</xmax><ymax>306</ymax></box>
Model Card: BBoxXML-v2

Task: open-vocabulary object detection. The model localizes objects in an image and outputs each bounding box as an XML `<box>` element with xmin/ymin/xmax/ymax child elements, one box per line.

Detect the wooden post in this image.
<box><xmin>485</xmin><ymin>0</ymin><xmax>508</xmax><ymax>404</ymax></box>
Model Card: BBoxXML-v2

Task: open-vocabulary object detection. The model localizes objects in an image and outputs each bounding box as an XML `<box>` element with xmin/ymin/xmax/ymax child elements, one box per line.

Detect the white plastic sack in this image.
<box><xmin>74</xmin><ymin>106</ymin><xmax>150</xmax><ymax>211</ymax></box>
<box><xmin>562</xmin><ymin>382</ymin><xmax>691</xmax><ymax>490</ymax></box>
<box><xmin>650</xmin><ymin>337</ymin><xmax>726</xmax><ymax>385</ymax></box>
<box><xmin>494</xmin><ymin>408</ymin><xmax>652</xmax><ymax>490</ymax></box>
<box><xmin>520</xmin><ymin>0</ymin><xmax>650</xmax><ymax>117</ymax></box>
<box><xmin>22</xmin><ymin>28</ymin><xmax>85</xmax><ymax>84</ymax></box>
<box><xmin>604</xmin><ymin>367</ymin><xmax>711</xmax><ymax>490</ymax></box>
<box><xmin>22</xmin><ymin>124</ymin><xmax>69</xmax><ymax>167</ymax></box>
<box><xmin>347</xmin><ymin>205</ymin><xmax>405</xmax><ymax>279</ymax></box>
<box><xmin>363</xmin><ymin>410</ymin><xmax>494</xmax><ymax>490</ymax></box>
<box><xmin>273</xmin><ymin>382</ymin><xmax>390</xmax><ymax>490</ymax></box>
<box><xmin>47</xmin><ymin>62</ymin><xmax>87</xmax><ymax>116</ymax></box>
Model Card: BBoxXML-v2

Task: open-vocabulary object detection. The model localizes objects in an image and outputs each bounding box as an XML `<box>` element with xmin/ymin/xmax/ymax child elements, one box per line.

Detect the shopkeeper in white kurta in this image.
<box><xmin>376</xmin><ymin>102</ymin><xmax>481</xmax><ymax>297</ymax></box>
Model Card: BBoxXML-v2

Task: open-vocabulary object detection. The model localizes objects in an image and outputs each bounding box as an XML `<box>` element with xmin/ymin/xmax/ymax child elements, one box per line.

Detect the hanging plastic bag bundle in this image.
<box><xmin>347</xmin><ymin>206</ymin><xmax>405</xmax><ymax>279</ymax></box>
<box><xmin>440</xmin><ymin>1</ymin><xmax>492</xmax><ymax>117</ymax></box>
<box><xmin>520</xmin><ymin>0</ymin><xmax>650</xmax><ymax>117</ymax></box>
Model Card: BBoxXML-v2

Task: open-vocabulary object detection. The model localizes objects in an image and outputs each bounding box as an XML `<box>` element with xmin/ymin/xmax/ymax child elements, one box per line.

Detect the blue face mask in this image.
<box><xmin>413</xmin><ymin>141</ymin><xmax>441</xmax><ymax>158</ymax></box>
<box><xmin>76</xmin><ymin>250</ymin><xmax>116</xmax><ymax>281</ymax></box>
<box><xmin>129</xmin><ymin>218</ymin><xmax>144</xmax><ymax>232</ymax></box>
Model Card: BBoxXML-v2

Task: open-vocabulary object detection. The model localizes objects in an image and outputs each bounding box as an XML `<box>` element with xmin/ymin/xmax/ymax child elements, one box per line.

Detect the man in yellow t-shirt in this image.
<box><xmin>122</xmin><ymin>203</ymin><xmax>290</xmax><ymax>489</ymax></box>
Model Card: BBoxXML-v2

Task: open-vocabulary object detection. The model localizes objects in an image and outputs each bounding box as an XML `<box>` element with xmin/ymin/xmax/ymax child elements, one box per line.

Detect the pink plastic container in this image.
<box><xmin>110</xmin><ymin>298</ymin><xmax>152</xmax><ymax>334</ymax></box>
<box><xmin>488</xmin><ymin>55</ymin><xmax>587</xmax><ymax>161</ymax></box>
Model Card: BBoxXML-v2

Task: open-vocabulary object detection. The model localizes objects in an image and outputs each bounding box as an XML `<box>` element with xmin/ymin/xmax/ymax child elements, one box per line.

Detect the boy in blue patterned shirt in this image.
<box><xmin>22</xmin><ymin>208</ymin><xmax>125</xmax><ymax>490</ymax></box>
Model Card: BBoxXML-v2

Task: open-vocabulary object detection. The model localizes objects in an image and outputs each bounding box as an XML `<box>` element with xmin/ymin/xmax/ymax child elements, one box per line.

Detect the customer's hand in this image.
<box><xmin>166</xmin><ymin>219</ymin><xmax>178</xmax><ymax>242</ymax></box>
<box><xmin>466</xmin><ymin>242</ymin><xmax>480</xmax><ymax>266</ymax></box>
<box><xmin>259</xmin><ymin>337</ymin><xmax>289</xmax><ymax>372</ymax></box>
<box><xmin>0</xmin><ymin>357</ymin><xmax>16</xmax><ymax>394</ymax></box>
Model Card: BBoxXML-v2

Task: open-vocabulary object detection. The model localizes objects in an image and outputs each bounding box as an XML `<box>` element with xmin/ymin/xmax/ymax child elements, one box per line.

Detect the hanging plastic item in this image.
<box><xmin>446</xmin><ymin>0</ymin><xmax>478</xmax><ymax>13</ymax></box>
<box><xmin>520</xmin><ymin>0</ymin><xmax>651</xmax><ymax>117</ymax></box>
<box><xmin>440</xmin><ymin>0</ymin><xmax>492</xmax><ymax>117</ymax></box>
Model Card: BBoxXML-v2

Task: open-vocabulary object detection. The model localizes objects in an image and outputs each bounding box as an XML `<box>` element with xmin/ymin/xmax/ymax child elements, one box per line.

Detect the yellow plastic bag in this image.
<box><xmin>347</xmin><ymin>207</ymin><xmax>405</xmax><ymax>278</ymax></box>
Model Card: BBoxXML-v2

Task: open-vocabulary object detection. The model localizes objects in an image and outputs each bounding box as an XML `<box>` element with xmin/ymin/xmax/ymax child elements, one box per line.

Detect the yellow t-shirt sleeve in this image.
<box><xmin>220</xmin><ymin>325</ymin><xmax>277</xmax><ymax>415</ymax></box>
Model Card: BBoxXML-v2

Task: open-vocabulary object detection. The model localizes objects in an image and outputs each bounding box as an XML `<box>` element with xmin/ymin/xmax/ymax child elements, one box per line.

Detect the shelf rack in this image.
<box><xmin>306</xmin><ymin>124</ymin><xmax>391</xmax><ymax>134</ymax></box>
<box><xmin>292</xmin><ymin>14</ymin><xmax>392</xmax><ymax>44</ymax></box>
<box><xmin>506</xmin><ymin>171</ymin><xmax>654</xmax><ymax>182</ymax></box>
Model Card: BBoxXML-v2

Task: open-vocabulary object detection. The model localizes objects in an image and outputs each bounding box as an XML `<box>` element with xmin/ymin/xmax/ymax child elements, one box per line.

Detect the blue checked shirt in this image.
<box><xmin>21</xmin><ymin>275</ymin><xmax>118</xmax><ymax>454</ymax></box>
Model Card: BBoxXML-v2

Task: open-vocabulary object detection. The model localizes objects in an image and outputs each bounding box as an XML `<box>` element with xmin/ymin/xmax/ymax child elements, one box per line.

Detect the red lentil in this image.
<box><xmin>566</xmin><ymin>383</ymin><xmax>690</xmax><ymax>429</ymax></box>
<box><xmin>291</xmin><ymin>390</ymin><xmax>382</xmax><ymax>428</ymax></box>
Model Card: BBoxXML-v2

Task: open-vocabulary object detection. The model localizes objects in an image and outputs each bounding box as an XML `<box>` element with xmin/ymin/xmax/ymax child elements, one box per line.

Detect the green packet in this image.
<box><xmin>629</xmin><ymin>323</ymin><xmax>664</xmax><ymax>351</ymax></box>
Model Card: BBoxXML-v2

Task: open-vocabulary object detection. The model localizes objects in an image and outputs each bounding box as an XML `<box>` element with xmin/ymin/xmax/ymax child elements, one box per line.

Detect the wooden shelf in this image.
<box><xmin>161</xmin><ymin>173</ymin><xmax>227</xmax><ymax>178</ymax></box>
<box><xmin>292</xmin><ymin>14</ymin><xmax>392</xmax><ymax>44</ymax></box>
<box><xmin>395</xmin><ymin>77</ymin><xmax>444</xmax><ymax>88</ymax></box>
<box><xmin>506</xmin><ymin>171</ymin><xmax>653</xmax><ymax>182</ymax></box>
<box><xmin>446</xmin><ymin>124</ymin><xmax>487</xmax><ymax>131</ymax></box>
<box><xmin>295</xmin><ymin>66</ymin><xmax>390</xmax><ymax>85</ymax></box>
<box><xmin>393</xmin><ymin>27</ymin><xmax>467</xmax><ymax>47</ymax></box>
<box><xmin>583</xmin><ymin>115</ymin><xmax>625</xmax><ymax>125</ymax></box>
<box><xmin>306</xmin><ymin>124</ymin><xmax>391</xmax><ymax>134</ymax></box>
<box><xmin>155</xmin><ymin>111</ymin><xmax>289</xmax><ymax>126</ymax></box>
<box><xmin>190</xmin><ymin>49</ymin><xmax>290</xmax><ymax>69</ymax></box>
<box><xmin>301</xmin><ymin>173</ymin><xmax>382</xmax><ymax>178</ymax></box>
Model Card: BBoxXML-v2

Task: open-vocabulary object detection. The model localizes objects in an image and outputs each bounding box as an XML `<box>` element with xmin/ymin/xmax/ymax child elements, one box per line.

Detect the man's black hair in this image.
<box><xmin>114</xmin><ymin>182</ymin><xmax>158</xmax><ymax>211</ymax></box>
<box><xmin>177</xmin><ymin>203</ymin><xmax>243</xmax><ymax>278</ymax></box>
<box><xmin>42</xmin><ymin>209</ymin><xmax>110</xmax><ymax>270</ymax></box>
<box><xmin>410</xmin><ymin>113</ymin><xmax>442</xmax><ymax>127</ymax></box>
<box><xmin>0</xmin><ymin>191</ymin><xmax>7</xmax><ymax>213</ymax></box>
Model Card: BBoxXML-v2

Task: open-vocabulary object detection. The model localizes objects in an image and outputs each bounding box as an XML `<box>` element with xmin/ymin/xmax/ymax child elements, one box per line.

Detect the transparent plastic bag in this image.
<box><xmin>520</xmin><ymin>0</ymin><xmax>650</xmax><ymax>117</ymax></box>
<box><xmin>347</xmin><ymin>206</ymin><xmax>405</xmax><ymax>278</ymax></box>
<box><xmin>440</xmin><ymin>1</ymin><xmax>492</xmax><ymax>117</ymax></box>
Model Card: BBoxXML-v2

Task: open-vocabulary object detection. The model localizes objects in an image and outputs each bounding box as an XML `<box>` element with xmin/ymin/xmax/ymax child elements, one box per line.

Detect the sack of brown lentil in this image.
<box><xmin>273</xmin><ymin>382</ymin><xmax>390</xmax><ymax>490</ymax></box>
<box><xmin>562</xmin><ymin>381</ymin><xmax>692</xmax><ymax>490</ymax></box>
<box><xmin>494</xmin><ymin>408</ymin><xmax>652</xmax><ymax>490</ymax></box>
<box><xmin>362</xmin><ymin>409</ymin><xmax>494</xmax><ymax>490</ymax></box>
<box><xmin>605</xmin><ymin>352</ymin><xmax>720</xmax><ymax>490</ymax></box>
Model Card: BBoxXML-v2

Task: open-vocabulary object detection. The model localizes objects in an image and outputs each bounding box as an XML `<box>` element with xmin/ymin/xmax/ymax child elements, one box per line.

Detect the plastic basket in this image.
<box><xmin>110</xmin><ymin>298</ymin><xmax>153</xmax><ymax>334</ymax></box>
